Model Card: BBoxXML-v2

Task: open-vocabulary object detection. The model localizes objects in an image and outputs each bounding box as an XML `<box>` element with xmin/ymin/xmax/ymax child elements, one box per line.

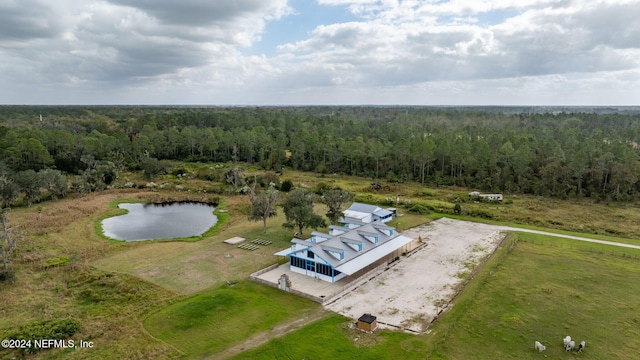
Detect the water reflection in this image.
<box><xmin>101</xmin><ymin>202</ymin><xmax>218</xmax><ymax>241</ymax></box>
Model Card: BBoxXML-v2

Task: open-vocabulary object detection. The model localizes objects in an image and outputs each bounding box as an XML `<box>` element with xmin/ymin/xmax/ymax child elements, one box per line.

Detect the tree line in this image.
<box><xmin>2</xmin><ymin>106</ymin><xmax>640</xmax><ymax>203</ymax></box>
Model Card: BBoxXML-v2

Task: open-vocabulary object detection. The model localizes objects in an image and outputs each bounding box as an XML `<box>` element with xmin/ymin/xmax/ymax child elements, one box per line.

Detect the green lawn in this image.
<box><xmin>429</xmin><ymin>233</ymin><xmax>640</xmax><ymax>359</ymax></box>
<box><xmin>143</xmin><ymin>280</ymin><xmax>320</xmax><ymax>359</ymax></box>
<box><xmin>229</xmin><ymin>314</ymin><xmax>433</xmax><ymax>360</ymax></box>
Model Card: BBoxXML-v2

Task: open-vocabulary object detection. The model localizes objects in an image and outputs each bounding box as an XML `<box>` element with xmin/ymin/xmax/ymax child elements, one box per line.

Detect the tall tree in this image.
<box><xmin>322</xmin><ymin>188</ymin><xmax>354</xmax><ymax>224</ymax></box>
<box><xmin>40</xmin><ymin>169</ymin><xmax>68</xmax><ymax>201</ymax></box>
<box><xmin>0</xmin><ymin>176</ymin><xmax>19</xmax><ymax>208</ymax></box>
<box><xmin>369</xmin><ymin>140</ymin><xmax>389</xmax><ymax>178</ymax></box>
<box><xmin>248</xmin><ymin>186</ymin><xmax>280</xmax><ymax>233</ymax></box>
<box><xmin>282</xmin><ymin>188</ymin><xmax>326</xmax><ymax>237</ymax></box>
<box><xmin>15</xmin><ymin>170</ymin><xmax>42</xmax><ymax>207</ymax></box>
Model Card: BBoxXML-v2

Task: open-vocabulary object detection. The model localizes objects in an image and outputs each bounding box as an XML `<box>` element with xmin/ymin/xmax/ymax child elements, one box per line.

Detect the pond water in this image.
<box><xmin>101</xmin><ymin>202</ymin><xmax>218</xmax><ymax>241</ymax></box>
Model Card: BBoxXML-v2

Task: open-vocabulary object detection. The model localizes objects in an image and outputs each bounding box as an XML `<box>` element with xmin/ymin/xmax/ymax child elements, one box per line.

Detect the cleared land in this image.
<box><xmin>326</xmin><ymin>218</ymin><xmax>640</xmax><ymax>334</ymax></box>
<box><xmin>231</xmin><ymin>233</ymin><xmax>640</xmax><ymax>359</ymax></box>
<box><xmin>325</xmin><ymin>219</ymin><xmax>508</xmax><ymax>332</ymax></box>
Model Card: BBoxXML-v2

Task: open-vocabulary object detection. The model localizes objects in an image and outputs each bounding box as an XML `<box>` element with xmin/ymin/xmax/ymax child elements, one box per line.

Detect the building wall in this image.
<box><xmin>357</xmin><ymin>320</ymin><xmax>377</xmax><ymax>332</ymax></box>
<box><xmin>289</xmin><ymin>264</ymin><xmax>346</xmax><ymax>283</ymax></box>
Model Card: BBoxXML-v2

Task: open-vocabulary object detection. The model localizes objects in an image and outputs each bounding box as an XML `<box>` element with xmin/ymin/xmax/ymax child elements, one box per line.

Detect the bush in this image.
<box><xmin>4</xmin><ymin>318</ymin><xmax>81</xmax><ymax>354</ymax></box>
<box><xmin>261</xmin><ymin>172</ymin><xmax>281</xmax><ymax>188</ymax></box>
<box><xmin>314</xmin><ymin>182</ymin><xmax>332</xmax><ymax>195</ymax></box>
<box><xmin>407</xmin><ymin>203</ymin><xmax>431</xmax><ymax>215</ymax></box>
<box><xmin>280</xmin><ymin>179</ymin><xmax>293</xmax><ymax>192</ymax></box>
<box><xmin>44</xmin><ymin>257</ymin><xmax>70</xmax><ymax>269</ymax></box>
<box><xmin>467</xmin><ymin>208</ymin><xmax>494</xmax><ymax>219</ymax></box>
<box><xmin>171</xmin><ymin>168</ymin><xmax>188</xmax><ymax>177</ymax></box>
<box><xmin>0</xmin><ymin>269</ymin><xmax>15</xmax><ymax>283</ymax></box>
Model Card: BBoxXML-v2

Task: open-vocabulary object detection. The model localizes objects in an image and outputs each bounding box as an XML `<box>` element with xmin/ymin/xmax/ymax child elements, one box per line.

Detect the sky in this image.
<box><xmin>1</xmin><ymin>0</ymin><xmax>639</xmax><ymax>105</ymax></box>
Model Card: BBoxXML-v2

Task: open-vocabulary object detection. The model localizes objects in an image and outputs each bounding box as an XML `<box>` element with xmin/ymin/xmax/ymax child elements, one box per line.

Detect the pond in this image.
<box><xmin>101</xmin><ymin>202</ymin><xmax>218</xmax><ymax>241</ymax></box>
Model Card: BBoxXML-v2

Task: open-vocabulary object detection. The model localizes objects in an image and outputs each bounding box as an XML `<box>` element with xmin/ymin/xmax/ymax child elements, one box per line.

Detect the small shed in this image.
<box><xmin>357</xmin><ymin>313</ymin><xmax>378</xmax><ymax>332</ymax></box>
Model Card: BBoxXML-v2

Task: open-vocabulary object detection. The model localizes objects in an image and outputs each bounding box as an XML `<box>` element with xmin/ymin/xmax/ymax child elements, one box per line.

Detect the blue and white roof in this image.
<box><xmin>275</xmin><ymin>222</ymin><xmax>413</xmax><ymax>275</ymax></box>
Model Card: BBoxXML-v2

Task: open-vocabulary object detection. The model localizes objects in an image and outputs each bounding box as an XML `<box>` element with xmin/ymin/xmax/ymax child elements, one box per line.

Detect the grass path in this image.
<box><xmin>206</xmin><ymin>307</ymin><xmax>333</xmax><ymax>359</ymax></box>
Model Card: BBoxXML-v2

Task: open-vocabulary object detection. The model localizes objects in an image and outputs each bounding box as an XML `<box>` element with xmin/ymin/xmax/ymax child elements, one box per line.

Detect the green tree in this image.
<box><xmin>322</xmin><ymin>188</ymin><xmax>354</xmax><ymax>224</ymax></box>
<box><xmin>248</xmin><ymin>186</ymin><xmax>280</xmax><ymax>233</ymax></box>
<box><xmin>412</xmin><ymin>136</ymin><xmax>435</xmax><ymax>185</ymax></box>
<box><xmin>368</xmin><ymin>140</ymin><xmax>389</xmax><ymax>178</ymax></box>
<box><xmin>141</xmin><ymin>157</ymin><xmax>169</xmax><ymax>180</ymax></box>
<box><xmin>282</xmin><ymin>188</ymin><xmax>326</xmax><ymax>237</ymax></box>
<box><xmin>15</xmin><ymin>170</ymin><xmax>42</xmax><ymax>207</ymax></box>
<box><xmin>0</xmin><ymin>176</ymin><xmax>19</xmax><ymax>208</ymax></box>
<box><xmin>40</xmin><ymin>169</ymin><xmax>67</xmax><ymax>201</ymax></box>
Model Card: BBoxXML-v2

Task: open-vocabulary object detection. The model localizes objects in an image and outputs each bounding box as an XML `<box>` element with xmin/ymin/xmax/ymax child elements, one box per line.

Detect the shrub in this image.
<box><xmin>4</xmin><ymin>318</ymin><xmax>81</xmax><ymax>354</ymax></box>
<box><xmin>407</xmin><ymin>203</ymin><xmax>431</xmax><ymax>215</ymax></box>
<box><xmin>0</xmin><ymin>269</ymin><xmax>15</xmax><ymax>283</ymax></box>
<box><xmin>261</xmin><ymin>172</ymin><xmax>281</xmax><ymax>188</ymax></box>
<box><xmin>280</xmin><ymin>179</ymin><xmax>293</xmax><ymax>192</ymax></box>
<box><xmin>314</xmin><ymin>182</ymin><xmax>332</xmax><ymax>195</ymax></box>
<box><xmin>171</xmin><ymin>168</ymin><xmax>188</xmax><ymax>177</ymax></box>
<box><xmin>467</xmin><ymin>208</ymin><xmax>494</xmax><ymax>219</ymax></box>
<box><xmin>44</xmin><ymin>257</ymin><xmax>70</xmax><ymax>269</ymax></box>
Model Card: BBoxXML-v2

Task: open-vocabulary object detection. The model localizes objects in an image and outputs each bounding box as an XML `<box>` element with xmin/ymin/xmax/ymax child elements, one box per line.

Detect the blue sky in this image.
<box><xmin>0</xmin><ymin>0</ymin><xmax>638</xmax><ymax>105</ymax></box>
<box><xmin>248</xmin><ymin>0</ymin><xmax>360</xmax><ymax>57</ymax></box>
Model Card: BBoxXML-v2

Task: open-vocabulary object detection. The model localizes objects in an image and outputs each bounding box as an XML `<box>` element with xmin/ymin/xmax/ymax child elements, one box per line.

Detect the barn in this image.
<box><xmin>274</xmin><ymin>202</ymin><xmax>416</xmax><ymax>283</ymax></box>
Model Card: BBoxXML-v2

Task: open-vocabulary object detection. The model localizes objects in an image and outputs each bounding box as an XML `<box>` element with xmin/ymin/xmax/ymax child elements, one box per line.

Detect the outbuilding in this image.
<box><xmin>357</xmin><ymin>313</ymin><xmax>378</xmax><ymax>332</ymax></box>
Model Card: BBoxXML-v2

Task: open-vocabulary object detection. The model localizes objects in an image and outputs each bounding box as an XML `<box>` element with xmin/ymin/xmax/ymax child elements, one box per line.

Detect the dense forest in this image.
<box><xmin>1</xmin><ymin>105</ymin><xmax>640</xmax><ymax>205</ymax></box>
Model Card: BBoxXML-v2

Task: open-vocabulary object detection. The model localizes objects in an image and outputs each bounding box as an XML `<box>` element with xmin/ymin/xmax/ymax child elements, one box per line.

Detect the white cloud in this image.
<box><xmin>0</xmin><ymin>0</ymin><xmax>638</xmax><ymax>104</ymax></box>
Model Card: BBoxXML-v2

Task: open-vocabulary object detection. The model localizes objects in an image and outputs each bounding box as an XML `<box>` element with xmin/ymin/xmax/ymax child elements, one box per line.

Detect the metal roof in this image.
<box><xmin>275</xmin><ymin>221</ymin><xmax>414</xmax><ymax>276</ymax></box>
<box><xmin>334</xmin><ymin>235</ymin><xmax>413</xmax><ymax>275</ymax></box>
<box><xmin>342</xmin><ymin>210</ymin><xmax>370</xmax><ymax>220</ymax></box>
<box><xmin>347</xmin><ymin>203</ymin><xmax>379</xmax><ymax>213</ymax></box>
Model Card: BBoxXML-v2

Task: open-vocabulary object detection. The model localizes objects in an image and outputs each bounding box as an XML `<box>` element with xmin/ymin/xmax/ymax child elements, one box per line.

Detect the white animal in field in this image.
<box><xmin>578</xmin><ymin>340</ymin><xmax>586</xmax><ymax>352</ymax></box>
<box><xmin>534</xmin><ymin>341</ymin><xmax>546</xmax><ymax>352</ymax></box>
<box><xmin>563</xmin><ymin>336</ymin><xmax>571</xmax><ymax>347</ymax></box>
<box><xmin>565</xmin><ymin>340</ymin><xmax>575</xmax><ymax>351</ymax></box>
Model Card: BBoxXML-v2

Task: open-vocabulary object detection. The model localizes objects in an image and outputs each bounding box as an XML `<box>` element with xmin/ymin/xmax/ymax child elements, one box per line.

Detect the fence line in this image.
<box><xmin>323</xmin><ymin>241</ymin><xmax>428</xmax><ymax>305</ymax></box>
<box><xmin>249</xmin><ymin>263</ymin><xmax>279</xmax><ymax>278</ymax></box>
<box><xmin>426</xmin><ymin>234</ymin><xmax>517</xmax><ymax>357</ymax></box>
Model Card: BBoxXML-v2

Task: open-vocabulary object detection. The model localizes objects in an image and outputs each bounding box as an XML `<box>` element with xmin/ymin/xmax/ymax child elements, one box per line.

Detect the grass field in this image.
<box><xmin>229</xmin><ymin>314</ymin><xmax>432</xmax><ymax>360</ymax></box>
<box><xmin>143</xmin><ymin>280</ymin><xmax>320</xmax><ymax>359</ymax></box>
<box><xmin>427</xmin><ymin>233</ymin><xmax>640</xmax><ymax>359</ymax></box>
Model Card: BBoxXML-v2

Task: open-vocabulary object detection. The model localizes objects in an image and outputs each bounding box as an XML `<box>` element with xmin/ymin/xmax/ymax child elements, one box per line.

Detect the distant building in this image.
<box><xmin>340</xmin><ymin>202</ymin><xmax>394</xmax><ymax>228</ymax></box>
<box><xmin>274</xmin><ymin>202</ymin><xmax>415</xmax><ymax>283</ymax></box>
<box><xmin>469</xmin><ymin>191</ymin><xmax>503</xmax><ymax>201</ymax></box>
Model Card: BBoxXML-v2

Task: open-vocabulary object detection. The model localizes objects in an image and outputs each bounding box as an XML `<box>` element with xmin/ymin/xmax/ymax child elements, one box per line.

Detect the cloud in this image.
<box><xmin>0</xmin><ymin>0</ymin><xmax>290</xmax><ymax>99</ymax></box>
<box><xmin>107</xmin><ymin>0</ymin><xmax>290</xmax><ymax>26</ymax></box>
<box><xmin>273</xmin><ymin>0</ymin><xmax>640</xmax><ymax>89</ymax></box>
<box><xmin>0</xmin><ymin>0</ymin><xmax>66</xmax><ymax>41</ymax></box>
<box><xmin>0</xmin><ymin>0</ymin><xmax>638</xmax><ymax>104</ymax></box>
